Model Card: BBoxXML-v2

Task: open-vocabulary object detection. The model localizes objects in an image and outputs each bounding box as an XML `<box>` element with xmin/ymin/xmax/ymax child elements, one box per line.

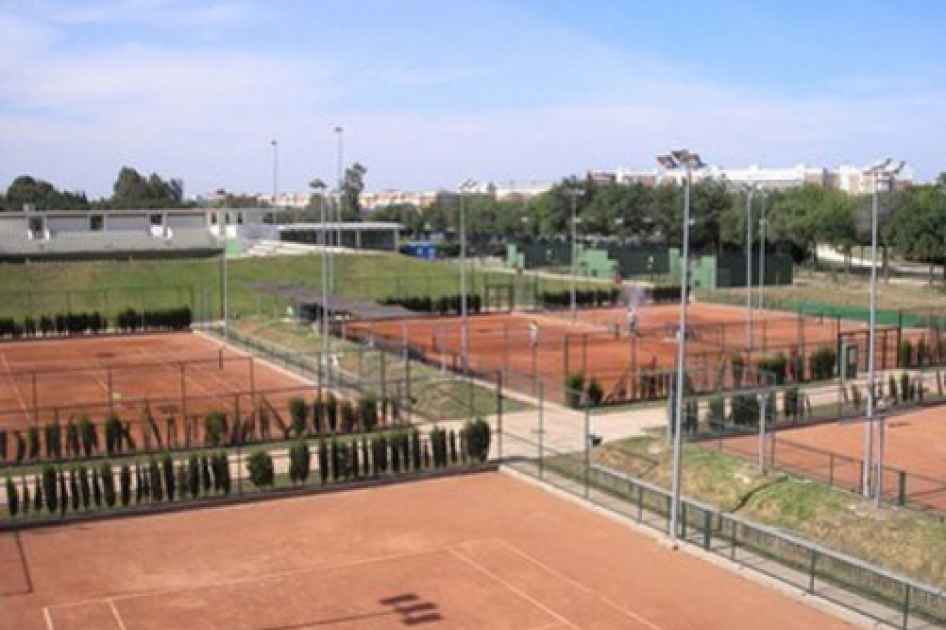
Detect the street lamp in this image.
<box><xmin>863</xmin><ymin>159</ymin><xmax>905</xmax><ymax>505</ymax></box>
<box><xmin>734</xmin><ymin>183</ymin><xmax>759</xmax><ymax>355</ymax></box>
<box><xmin>757</xmin><ymin>188</ymin><xmax>768</xmax><ymax>314</ymax></box>
<box><xmin>309</xmin><ymin>178</ymin><xmax>328</xmax><ymax>359</ymax></box>
<box><xmin>458</xmin><ymin>179</ymin><xmax>479</xmax><ymax>371</ymax></box>
<box><xmin>271</xmin><ymin>140</ymin><xmax>279</xmax><ymax>211</ymax></box>
<box><xmin>566</xmin><ymin>188</ymin><xmax>584</xmax><ymax>322</ymax></box>
<box><xmin>656</xmin><ymin>148</ymin><xmax>705</xmax><ymax>547</ymax></box>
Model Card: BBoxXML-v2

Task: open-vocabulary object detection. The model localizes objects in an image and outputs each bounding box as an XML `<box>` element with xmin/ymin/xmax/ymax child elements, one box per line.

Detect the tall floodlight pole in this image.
<box><xmin>864</xmin><ymin>159</ymin><xmax>905</xmax><ymax>504</ymax></box>
<box><xmin>740</xmin><ymin>184</ymin><xmax>756</xmax><ymax>354</ymax></box>
<box><xmin>309</xmin><ymin>179</ymin><xmax>328</xmax><ymax>360</ymax></box>
<box><xmin>657</xmin><ymin>149</ymin><xmax>705</xmax><ymax>547</ymax></box>
<box><xmin>458</xmin><ymin>179</ymin><xmax>478</xmax><ymax>371</ymax></box>
<box><xmin>757</xmin><ymin>189</ymin><xmax>768</xmax><ymax>313</ymax></box>
<box><xmin>271</xmin><ymin>140</ymin><xmax>279</xmax><ymax>210</ymax></box>
<box><xmin>333</xmin><ymin>127</ymin><xmax>344</xmax><ymax>292</ymax></box>
<box><xmin>568</xmin><ymin>188</ymin><xmax>583</xmax><ymax>323</ymax></box>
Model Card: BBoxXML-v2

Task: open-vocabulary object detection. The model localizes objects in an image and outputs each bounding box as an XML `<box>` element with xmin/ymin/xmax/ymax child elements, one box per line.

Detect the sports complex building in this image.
<box><xmin>0</xmin><ymin>207</ymin><xmax>402</xmax><ymax>261</ymax></box>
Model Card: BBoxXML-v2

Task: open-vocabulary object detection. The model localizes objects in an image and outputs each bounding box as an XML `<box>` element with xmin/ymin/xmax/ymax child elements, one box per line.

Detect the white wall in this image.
<box><xmin>167</xmin><ymin>213</ymin><xmax>205</xmax><ymax>229</ymax></box>
<box><xmin>0</xmin><ymin>215</ymin><xmax>28</xmax><ymax>233</ymax></box>
<box><xmin>47</xmin><ymin>215</ymin><xmax>89</xmax><ymax>233</ymax></box>
<box><xmin>107</xmin><ymin>214</ymin><xmax>149</xmax><ymax>231</ymax></box>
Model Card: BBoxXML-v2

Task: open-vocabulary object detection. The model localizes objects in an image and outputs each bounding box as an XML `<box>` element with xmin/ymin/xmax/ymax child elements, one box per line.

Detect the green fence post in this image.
<box><xmin>808</xmin><ymin>549</ymin><xmax>817</xmax><ymax>593</ymax></box>
<box><xmin>538</xmin><ymin>382</ymin><xmax>545</xmax><ymax>478</ymax></box>
<box><xmin>497</xmin><ymin>371</ymin><xmax>504</xmax><ymax>461</ymax></box>
<box><xmin>902</xmin><ymin>584</ymin><xmax>911</xmax><ymax>630</ymax></box>
<box><xmin>680</xmin><ymin>502</ymin><xmax>687</xmax><ymax>539</ymax></box>
<box><xmin>897</xmin><ymin>471</ymin><xmax>906</xmax><ymax>507</ymax></box>
<box><xmin>637</xmin><ymin>483</ymin><xmax>643</xmax><ymax>522</ymax></box>
<box><xmin>703</xmin><ymin>511</ymin><xmax>712</xmax><ymax>550</ymax></box>
<box><xmin>583</xmin><ymin>404</ymin><xmax>590</xmax><ymax>499</ymax></box>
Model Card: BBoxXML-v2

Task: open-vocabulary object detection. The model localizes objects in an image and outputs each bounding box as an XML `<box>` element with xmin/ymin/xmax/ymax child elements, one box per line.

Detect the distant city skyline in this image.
<box><xmin>2</xmin><ymin>1</ymin><xmax>945</xmax><ymax>199</ymax></box>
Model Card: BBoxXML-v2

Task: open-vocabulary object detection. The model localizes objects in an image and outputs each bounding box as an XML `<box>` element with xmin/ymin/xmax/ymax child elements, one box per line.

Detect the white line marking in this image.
<box><xmin>491</xmin><ymin>539</ymin><xmax>667</xmax><ymax>630</ymax></box>
<box><xmin>42</xmin><ymin>606</ymin><xmax>57</xmax><ymax>630</ymax></box>
<box><xmin>448</xmin><ymin>547</ymin><xmax>580</xmax><ymax>630</ymax></box>
<box><xmin>108</xmin><ymin>599</ymin><xmax>128</xmax><ymax>630</ymax></box>
<box><xmin>46</xmin><ymin>541</ymin><xmax>496</xmax><ymax>612</ymax></box>
<box><xmin>0</xmin><ymin>353</ymin><xmax>31</xmax><ymax>419</ymax></box>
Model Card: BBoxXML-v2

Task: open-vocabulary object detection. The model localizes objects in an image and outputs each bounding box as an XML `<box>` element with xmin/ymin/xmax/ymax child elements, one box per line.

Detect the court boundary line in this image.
<box><xmin>0</xmin><ymin>531</ymin><xmax>34</xmax><ymax>598</ymax></box>
<box><xmin>43</xmin><ymin>539</ymin><xmax>498</xmax><ymax>613</ymax></box>
<box><xmin>0</xmin><ymin>352</ymin><xmax>32</xmax><ymax>421</ymax></box>
<box><xmin>44</xmin><ymin>540</ymin><xmax>580</xmax><ymax>630</ymax></box>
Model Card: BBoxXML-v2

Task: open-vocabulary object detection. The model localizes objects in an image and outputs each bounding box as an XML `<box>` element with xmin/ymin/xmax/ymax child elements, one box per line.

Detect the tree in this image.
<box><xmin>101</xmin><ymin>462</ymin><xmax>116</xmax><ymax>508</ymax></box>
<box><xmin>42</xmin><ymin>465</ymin><xmax>58</xmax><ymax>513</ymax></box>
<box><xmin>5</xmin><ymin>477</ymin><xmax>18</xmax><ymax>518</ymax></box>
<box><xmin>119</xmin><ymin>464</ymin><xmax>132</xmax><ymax>506</ymax></box>
<box><xmin>247</xmin><ymin>451</ymin><xmax>274</xmax><ymax>488</ymax></box>
<box><xmin>109</xmin><ymin>166</ymin><xmax>186</xmax><ymax>209</ymax></box>
<box><xmin>289</xmin><ymin>441</ymin><xmax>310</xmax><ymax>484</ymax></box>
<box><xmin>340</xmin><ymin>163</ymin><xmax>367</xmax><ymax>221</ymax></box>
<box><xmin>4</xmin><ymin>175</ymin><xmax>90</xmax><ymax>211</ymax></box>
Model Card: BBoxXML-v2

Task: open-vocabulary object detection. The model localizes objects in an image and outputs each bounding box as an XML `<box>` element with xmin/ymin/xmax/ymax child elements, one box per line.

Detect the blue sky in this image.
<box><xmin>1</xmin><ymin>0</ymin><xmax>944</xmax><ymax>198</ymax></box>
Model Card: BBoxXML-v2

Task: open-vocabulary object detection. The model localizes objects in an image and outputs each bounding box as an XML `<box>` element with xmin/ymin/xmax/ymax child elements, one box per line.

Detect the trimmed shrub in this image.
<box><xmin>201</xmin><ymin>456</ymin><xmax>212</xmax><ymax>494</ymax></box>
<box><xmin>374</xmin><ymin>436</ymin><xmax>389</xmax><ymax>475</ymax></box>
<box><xmin>247</xmin><ymin>451</ymin><xmax>275</xmax><ymax>488</ymax></box>
<box><xmin>42</xmin><ymin>465</ymin><xmax>58</xmax><ymax>513</ymax></box>
<box><xmin>707</xmin><ymin>395</ymin><xmax>725</xmax><ymax>430</ymax></box>
<box><xmin>359</xmin><ymin>395</ymin><xmax>379</xmax><ymax>432</ymax></box>
<box><xmin>809</xmin><ymin>347</ymin><xmax>836</xmax><ymax>380</ymax></box>
<box><xmin>175</xmin><ymin>464</ymin><xmax>186</xmax><ymax>501</ymax></box>
<box><xmin>69</xmin><ymin>468</ymin><xmax>80</xmax><ymax>512</ymax></box>
<box><xmin>731</xmin><ymin>353</ymin><xmax>746</xmax><ymax>387</ymax></box>
<box><xmin>27</xmin><ymin>426</ymin><xmax>40</xmax><ymax>460</ymax></box>
<box><xmin>14</xmin><ymin>431</ymin><xmax>25</xmax><ymax>464</ymax></box>
<box><xmin>78</xmin><ymin>466</ymin><xmax>91</xmax><ymax>510</ymax></box>
<box><xmin>211</xmin><ymin>452</ymin><xmax>230</xmax><ymax>495</ymax></box>
<box><xmin>324</xmin><ymin>392</ymin><xmax>338</xmax><ymax>433</ymax></box>
<box><xmin>186</xmin><ymin>455</ymin><xmax>200</xmax><ymax>498</ymax></box>
<box><xmin>162</xmin><ymin>455</ymin><xmax>175</xmax><ymax>501</ymax></box>
<box><xmin>119</xmin><ymin>464</ymin><xmax>132</xmax><ymax>507</ymax></box>
<box><xmin>586</xmin><ymin>378</ymin><xmax>604</xmax><ymax>407</ymax></box>
<box><xmin>898</xmin><ymin>339</ymin><xmax>914</xmax><ymax>368</ymax></box>
<box><xmin>461</xmin><ymin>418</ymin><xmax>491</xmax><ymax>462</ymax></box>
<box><xmin>149</xmin><ymin>458</ymin><xmax>164</xmax><ymax>502</ymax></box>
<box><xmin>65</xmin><ymin>421</ymin><xmax>79</xmax><ymax>458</ymax></box>
<box><xmin>101</xmin><ymin>462</ymin><xmax>116</xmax><ymax>508</ymax></box>
<box><xmin>32</xmin><ymin>475</ymin><xmax>41</xmax><ymax>513</ymax></box>
<box><xmin>317</xmin><ymin>440</ymin><xmax>329</xmax><ymax>483</ymax></box>
<box><xmin>340</xmin><ymin>400</ymin><xmax>358</xmax><ymax>434</ymax></box>
<box><xmin>44</xmin><ymin>421</ymin><xmax>62</xmax><ymax>460</ymax></box>
<box><xmin>0</xmin><ymin>429</ymin><xmax>6</xmax><ymax>461</ymax></box>
<box><xmin>5</xmin><ymin>477</ymin><xmax>17</xmax><ymax>519</ymax></box>
<box><xmin>58</xmin><ymin>470</ymin><xmax>68</xmax><ymax>516</ymax></box>
<box><xmin>92</xmin><ymin>468</ymin><xmax>103</xmax><ymax>508</ymax></box>
<box><xmin>888</xmin><ymin>374</ymin><xmax>899</xmax><ymax>404</ymax></box>
<box><xmin>104</xmin><ymin>415</ymin><xmax>123</xmax><ymax>455</ymax></box>
<box><xmin>901</xmin><ymin>372</ymin><xmax>912</xmax><ymax>403</ymax></box>
<box><xmin>730</xmin><ymin>394</ymin><xmax>759</xmax><ymax>427</ymax></box>
<box><xmin>79</xmin><ymin>416</ymin><xmax>97</xmax><ymax>457</ymax></box>
<box><xmin>411</xmin><ymin>430</ymin><xmax>422</xmax><ymax>471</ymax></box>
<box><xmin>429</xmin><ymin>426</ymin><xmax>447</xmax><ymax>468</ymax></box>
<box><xmin>289</xmin><ymin>441</ymin><xmax>311</xmax><ymax>485</ymax></box>
<box><xmin>288</xmin><ymin>398</ymin><xmax>308</xmax><ymax>438</ymax></box>
<box><xmin>565</xmin><ymin>372</ymin><xmax>586</xmax><ymax>409</ymax></box>
<box><xmin>204</xmin><ymin>410</ymin><xmax>228</xmax><ymax>447</ymax></box>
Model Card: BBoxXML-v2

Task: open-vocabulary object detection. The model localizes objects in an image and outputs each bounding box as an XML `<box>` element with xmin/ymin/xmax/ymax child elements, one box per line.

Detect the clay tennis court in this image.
<box><xmin>720</xmin><ymin>406</ymin><xmax>946</xmax><ymax>511</ymax></box>
<box><xmin>0</xmin><ymin>472</ymin><xmax>856</xmax><ymax>630</ymax></box>
<box><xmin>345</xmin><ymin>303</ymin><xmax>866</xmax><ymax>402</ymax></box>
<box><xmin>0</xmin><ymin>333</ymin><xmax>310</xmax><ymax>447</ymax></box>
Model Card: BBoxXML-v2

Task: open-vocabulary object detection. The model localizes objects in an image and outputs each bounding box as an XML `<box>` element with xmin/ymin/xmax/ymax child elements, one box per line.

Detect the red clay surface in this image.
<box><xmin>346</xmin><ymin>304</ymin><xmax>866</xmax><ymax>400</ymax></box>
<box><xmin>0</xmin><ymin>472</ymin><xmax>857</xmax><ymax>630</ymax></box>
<box><xmin>722</xmin><ymin>407</ymin><xmax>946</xmax><ymax>510</ymax></box>
<box><xmin>0</xmin><ymin>333</ymin><xmax>310</xmax><ymax>441</ymax></box>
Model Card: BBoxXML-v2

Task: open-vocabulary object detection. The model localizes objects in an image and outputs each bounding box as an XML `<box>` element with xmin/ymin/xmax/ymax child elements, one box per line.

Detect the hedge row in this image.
<box><xmin>380</xmin><ymin>294</ymin><xmax>484</xmax><ymax>316</ymax></box>
<box><xmin>540</xmin><ymin>289</ymin><xmax>619</xmax><ymax>309</ymax></box>
<box><xmin>3</xmin><ymin>453</ymin><xmax>230</xmax><ymax>519</ymax></box>
<box><xmin>0</xmin><ymin>306</ymin><xmax>192</xmax><ymax>340</ymax></box>
<box><xmin>271</xmin><ymin>420</ymin><xmax>489</xmax><ymax>488</ymax></box>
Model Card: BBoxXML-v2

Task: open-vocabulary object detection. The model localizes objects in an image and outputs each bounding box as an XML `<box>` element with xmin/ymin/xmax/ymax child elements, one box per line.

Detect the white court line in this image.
<box><xmin>42</xmin><ymin>606</ymin><xmax>57</xmax><ymax>630</ymax></box>
<box><xmin>448</xmin><ymin>547</ymin><xmax>580</xmax><ymax>630</ymax></box>
<box><xmin>108</xmin><ymin>599</ymin><xmax>129</xmax><ymax>630</ymax></box>
<box><xmin>46</xmin><ymin>540</ymin><xmax>497</xmax><ymax>612</ymax></box>
<box><xmin>487</xmin><ymin>539</ymin><xmax>667</xmax><ymax>630</ymax></box>
<box><xmin>0</xmin><ymin>353</ymin><xmax>31</xmax><ymax>419</ymax></box>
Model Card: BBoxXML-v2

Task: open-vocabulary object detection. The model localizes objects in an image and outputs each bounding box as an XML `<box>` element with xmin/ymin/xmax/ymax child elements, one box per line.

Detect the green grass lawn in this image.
<box><xmin>702</xmin><ymin>269</ymin><xmax>946</xmax><ymax>316</ymax></box>
<box><xmin>554</xmin><ymin>434</ymin><xmax>946</xmax><ymax>588</ymax></box>
<box><xmin>0</xmin><ymin>253</ymin><xmax>604</xmax><ymax>321</ymax></box>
